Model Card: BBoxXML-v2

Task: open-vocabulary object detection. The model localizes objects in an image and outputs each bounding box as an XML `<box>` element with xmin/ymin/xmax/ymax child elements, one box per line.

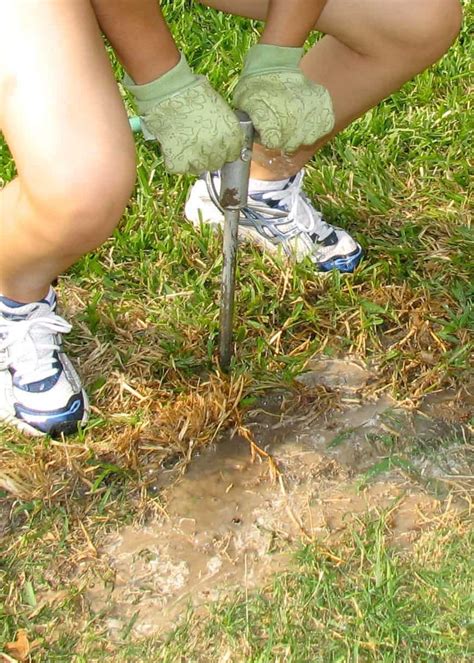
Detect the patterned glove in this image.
<box><xmin>233</xmin><ymin>44</ymin><xmax>335</xmax><ymax>153</ymax></box>
<box><xmin>124</xmin><ymin>54</ymin><xmax>244</xmax><ymax>175</ymax></box>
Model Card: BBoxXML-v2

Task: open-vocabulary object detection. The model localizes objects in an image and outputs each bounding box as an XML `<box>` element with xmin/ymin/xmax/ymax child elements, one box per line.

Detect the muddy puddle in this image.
<box><xmin>86</xmin><ymin>358</ymin><xmax>472</xmax><ymax>638</ymax></box>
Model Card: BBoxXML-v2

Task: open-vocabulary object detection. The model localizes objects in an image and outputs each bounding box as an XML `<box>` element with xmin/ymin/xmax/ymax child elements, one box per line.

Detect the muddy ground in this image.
<box><xmin>84</xmin><ymin>358</ymin><xmax>472</xmax><ymax>638</ymax></box>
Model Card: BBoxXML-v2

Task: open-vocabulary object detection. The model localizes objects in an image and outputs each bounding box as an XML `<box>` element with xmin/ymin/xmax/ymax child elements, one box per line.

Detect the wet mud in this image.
<box><xmin>86</xmin><ymin>358</ymin><xmax>472</xmax><ymax>638</ymax></box>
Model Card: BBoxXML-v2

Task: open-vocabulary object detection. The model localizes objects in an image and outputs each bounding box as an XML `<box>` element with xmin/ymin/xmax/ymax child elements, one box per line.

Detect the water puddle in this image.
<box><xmin>86</xmin><ymin>359</ymin><xmax>472</xmax><ymax>638</ymax></box>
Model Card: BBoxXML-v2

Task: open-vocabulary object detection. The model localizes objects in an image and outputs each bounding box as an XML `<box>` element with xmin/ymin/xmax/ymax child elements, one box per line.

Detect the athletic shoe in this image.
<box><xmin>185</xmin><ymin>170</ymin><xmax>363</xmax><ymax>272</ymax></box>
<box><xmin>0</xmin><ymin>289</ymin><xmax>89</xmax><ymax>437</ymax></box>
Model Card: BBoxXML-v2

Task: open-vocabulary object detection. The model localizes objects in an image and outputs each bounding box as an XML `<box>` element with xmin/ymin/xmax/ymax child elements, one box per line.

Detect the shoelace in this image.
<box><xmin>0</xmin><ymin>313</ymin><xmax>71</xmax><ymax>386</ymax></box>
<box><xmin>258</xmin><ymin>172</ymin><xmax>334</xmax><ymax>242</ymax></box>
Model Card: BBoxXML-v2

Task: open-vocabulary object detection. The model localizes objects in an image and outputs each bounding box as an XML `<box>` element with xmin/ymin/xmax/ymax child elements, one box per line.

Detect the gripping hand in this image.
<box><xmin>233</xmin><ymin>45</ymin><xmax>335</xmax><ymax>153</ymax></box>
<box><xmin>125</xmin><ymin>54</ymin><xmax>244</xmax><ymax>175</ymax></box>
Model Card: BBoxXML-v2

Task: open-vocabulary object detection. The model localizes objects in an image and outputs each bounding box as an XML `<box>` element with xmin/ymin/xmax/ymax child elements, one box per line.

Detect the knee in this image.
<box><xmin>399</xmin><ymin>0</ymin><xmax>463</xmax><ymax>63</ymax></box>
<box><xmin>28</xmin><ymin>143</ymin><xmax>136</xmax><ymax>254</ymax></box>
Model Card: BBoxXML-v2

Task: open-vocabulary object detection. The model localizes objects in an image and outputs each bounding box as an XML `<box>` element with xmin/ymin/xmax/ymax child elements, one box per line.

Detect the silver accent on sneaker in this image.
<box><xmin>185</xmin><ymin>169</ymin><xmax>363</xmax><ymax>270</ymax></box>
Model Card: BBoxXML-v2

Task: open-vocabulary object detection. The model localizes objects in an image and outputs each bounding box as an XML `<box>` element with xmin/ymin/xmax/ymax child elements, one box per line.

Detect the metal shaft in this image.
<box><xmin>218</xmin><ymin>112</ymin><xmax>254</xmax><ymax>372</ymax></box>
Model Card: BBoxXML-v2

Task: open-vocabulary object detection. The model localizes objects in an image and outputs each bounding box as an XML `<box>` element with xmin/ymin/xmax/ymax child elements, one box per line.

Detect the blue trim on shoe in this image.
<box><xmin>14</xmin><ymin>392</ymin><xmax>85</xmax><ymax>436</ymax></box>
<box><xmin>11</xmin><ymin>352</ymin><xmax>63</xmax><ymax>393</ymax></box>
<box><xmin>317</xmin><ymin>246</ymin><xmax>364</xmax><ymax>273</ymax></box>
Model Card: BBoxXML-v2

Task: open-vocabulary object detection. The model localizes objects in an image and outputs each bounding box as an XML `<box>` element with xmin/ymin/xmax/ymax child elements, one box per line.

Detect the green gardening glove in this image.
<box><xmin>233</xmin><ymin>44</ymin><xmax>335</xmax><ymax>153</ymax></box>
<box><xmin>124</xmin><ymin>54</ymin><xmax>244</xmax><ymax>175</ymax></box>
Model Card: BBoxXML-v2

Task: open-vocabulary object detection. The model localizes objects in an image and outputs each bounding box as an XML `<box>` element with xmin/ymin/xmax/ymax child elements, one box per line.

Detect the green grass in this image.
<box><xmin>60</xmin><ymin>0</ymin><xmax>473</xmax><ymax>397</ymax></box>
<box><xmin>1</xmin><ymin>0</ymin><xmax>473</xmax><ymax>660</ymax></box>
<box><xmin>1</xmin><ymin>508</ymin><xmax>471</xmax><ymax>662</ymax></box>
<box><xmin>152</xmin><ymin>516</ymin><xmax>472</xmax><ymax>663</ymax></box>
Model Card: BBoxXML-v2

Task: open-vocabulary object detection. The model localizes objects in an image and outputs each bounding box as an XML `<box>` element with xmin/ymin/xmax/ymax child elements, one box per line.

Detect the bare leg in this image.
<box><xmin>200</xmin><ymin>0</ymin><xmax>462</xmax><ymax>179</ymax></box>
<box><xmin>90</xmin><ymin>0</ymin><xmax>180</xmax><ymax>83</ymax></box>
<box><xmin>0</xmin><ymin>0</ymin><xmax>136</xmax><ymax>303</ymax></box>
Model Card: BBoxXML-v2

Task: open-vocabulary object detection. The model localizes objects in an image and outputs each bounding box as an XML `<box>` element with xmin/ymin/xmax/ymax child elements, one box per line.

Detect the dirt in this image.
<box><xmin>85</xmin><ymin>357</ymin><xmax>472</xmax><ymax>639</ymax></box>
<box><xmin>220</xmin><ymin>187</ymin><xmax>240</xmax><ymax>208</ymax></box>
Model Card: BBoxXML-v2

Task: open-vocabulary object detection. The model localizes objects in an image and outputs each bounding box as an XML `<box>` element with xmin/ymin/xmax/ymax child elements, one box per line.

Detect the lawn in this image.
<box><xmin>0</xmin><ymin>1</ymin><xmax>472</xmax><ymax>661</ymax></box>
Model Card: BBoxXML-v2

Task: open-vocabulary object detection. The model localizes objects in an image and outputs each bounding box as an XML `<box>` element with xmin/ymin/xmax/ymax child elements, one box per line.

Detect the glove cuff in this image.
<box><xmin>123</xmin><ymin>53</ymin><xmax>197</xmax><ymax>106</ymax></box>
<box><xmin>242</xmin><ymin>44</ymin><xmax>304</xmax><ymax>77</ymax></box>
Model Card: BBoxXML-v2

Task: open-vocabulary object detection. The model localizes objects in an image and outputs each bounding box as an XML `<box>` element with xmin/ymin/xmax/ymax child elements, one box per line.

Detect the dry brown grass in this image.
<box><xmin>1</xmin><ymin>273</ymin><xmax>471</xmax><ymax>508</ymax></box>
<box><xmin>0</xmin><ymin>373</ymin><xmax>249</xmax><ymax>502</ymax></box>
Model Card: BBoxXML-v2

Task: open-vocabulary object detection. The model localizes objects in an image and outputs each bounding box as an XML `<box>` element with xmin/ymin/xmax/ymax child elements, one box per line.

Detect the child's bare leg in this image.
<box><xmin>90</xmin><ymin>0</ymin><xmax>180</xmax><ymax>84</ymax></box>
<box><xmin>200</xmin><ymin>0</ymin><xmax>462</xmax><ymax>179</ymax></box>
<box><xmin>0</xmin><ymin>0</ymin><xmax>136</xmax><ymax>303</ymax></box>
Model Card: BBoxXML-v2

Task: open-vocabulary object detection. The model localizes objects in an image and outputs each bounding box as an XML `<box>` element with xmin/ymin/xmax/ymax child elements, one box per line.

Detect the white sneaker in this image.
<box><xmin>185</xmin><ymin>170</ymin><xmax>363</xmax><ymax>272</ymax></box>
<box><xmin>0</xmin><ymin>289</ymin><xmax>89</xmax><ymax>437</ymax></box>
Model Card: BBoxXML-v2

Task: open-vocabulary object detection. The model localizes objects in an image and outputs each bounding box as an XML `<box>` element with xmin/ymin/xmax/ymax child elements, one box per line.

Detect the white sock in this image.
<box><xmin>247</xmin><ymin>177</ymin><xmax>290</xmax><ymax>194</ymax></box>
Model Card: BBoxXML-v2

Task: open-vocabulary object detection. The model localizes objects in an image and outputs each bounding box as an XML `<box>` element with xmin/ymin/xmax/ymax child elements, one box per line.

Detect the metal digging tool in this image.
<box><xmin>217</xmin><ymin>111</ymin><xmax>254</xmax><ymax>372</ymax></box>
<box><xmin>129</xmin><ymin>111</ymin><xmax>254</xmax><ymax>371</ymax></box>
